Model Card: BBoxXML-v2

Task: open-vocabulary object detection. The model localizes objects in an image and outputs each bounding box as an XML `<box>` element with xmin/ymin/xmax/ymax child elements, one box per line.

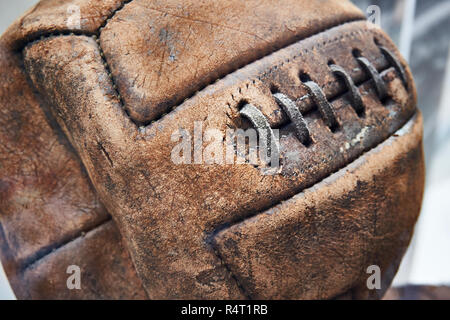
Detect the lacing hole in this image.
<box><xmin>330</xmin><ymin>123</ymin><xmax>339</xmax><ymax>133</ymax></box>
<box><xmin>303</xmin><ymin>136</ymin><xmax>312</xmax><ymax>147</ymax></box>
<box><xmin>299</xmin><ymin>71</ymin><xmax>312</xmax><ymax>83</ymax></box>
<box><xmin>373</xmin><ymin>37</ymin><xmax>381</xmax><ymax>46</ymax></box>
<box><xmin>270</xmin><ymin>84</ymin><xmax>280</xmax><ymax>94</ymax></box>
<box><xmin>352</xmin><ymin>48</ymin><xmax>362</xmax><ymax>58</ymax></box>
<box><xmin>237</xmin><ymin>100</ymin><xmax>249</xmax><ymax>110</ymax></box>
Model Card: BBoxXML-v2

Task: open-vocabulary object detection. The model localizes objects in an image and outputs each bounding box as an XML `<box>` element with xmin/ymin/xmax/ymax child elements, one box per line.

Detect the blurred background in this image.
<box><xmin>351</xmin><ymin>0</ymin><xmax>450</xmax><ymax>299</ymax></box>
<box><xmin>0</xmin><ymin>0</ymin><xmax>449</xmax><ymax>300</ymax></box>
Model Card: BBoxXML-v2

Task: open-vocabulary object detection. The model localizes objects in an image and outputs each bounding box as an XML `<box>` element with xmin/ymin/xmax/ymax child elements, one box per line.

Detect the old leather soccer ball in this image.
<box><xmin>0</xmin><ymin>0</ymin><xmax>424</xmax><ymax>299</ymax></box>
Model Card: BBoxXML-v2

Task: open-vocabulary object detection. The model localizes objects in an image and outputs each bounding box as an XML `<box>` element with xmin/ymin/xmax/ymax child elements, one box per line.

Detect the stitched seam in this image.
<box><xmin>20</xmin><ymin>0</ymin><xmax>136</xmax><ymax>123</ymax></box>
<box><xmin>18</xmin><ymin>217</ymin><xmax>156</xmax><ymax>302</ymax></box>
<box><xmin>22</xmin><ymin>216</ymin><xmax>112</xmax><ymax>271</ymax></box>
<box><xmin>212</xmin><ymin>245</ymin><xmax>253</xmax><ymax>300</ymax></box>
<box><xmin>93</xmin><ymin>0</ymin><xmax>135</xmax><ymax>120</ymax></box>
<box><xmin>217</xmin><ymin>29</ymin><xmax>385</xmax><ymax>297</ymax></box>
<box><xmin>259</xmin><ymin>29</ymin><xmax>370</xmax><ymax>80</ymax></box>
<box><xmin>227</xmin><ymin>28</ymin><xmax>374</xmax><ymax>109</ymax></box>
<box><xmin>16</xmin><ymin>0</ymin><xmax>135</xmax><ymax>48</ymax></box>
<box><xmin>21</xmin><ymin>17</ymin><xmax>366</xmax><ymax>128</ymax></box>
<box><xmin>209</xmin><ymin>111</ymin><xmax>417</xmax><ymax>299</ymax></box>
<box><xmin>143</xmin><ymin>19</ymin><xmax>367</xmax><ymax>126</ymax></box>
<box><xmin>99</xmin><ymin>0</ymin><xmax>135</xmax><ymax>31</ymax></box>
<box><xmin>212</xmin><ymin>110</ymin><xmax>417</xmax><ymax>240</ymax></box>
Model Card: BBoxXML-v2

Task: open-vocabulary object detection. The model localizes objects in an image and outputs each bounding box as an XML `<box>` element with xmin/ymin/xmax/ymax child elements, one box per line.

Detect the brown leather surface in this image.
<box><xmin>213</xmin><ymin>114</ymin><xmax>424</xmax><ymax>299</ymax></box>
<box><xmin>0</xmin><ymin>24</ymin><xmax>146</xmax><ymax>299</ymax></box>
<box><xmin>22</xmin><ymin>221</ymin><xmax>147</xmax><ymax>300</ymax></box>
<box><xmin>3</xmin><ymin>0</ymin><xmax>126</xmax><ymax>50</ymax></box>
<box><xmin>0</xmin><ymin>45</ymin><xmax>108</xmax><ymax>266</ymax></box>
<box><xmin>99</xmin><ymin>0</ymin><xmax>364</xmax><ymax>123</ymax></box>
<box><xmin>0</xmin><ymin>0</ymin><xmax>424</xmax><ymax>300</ymax></box>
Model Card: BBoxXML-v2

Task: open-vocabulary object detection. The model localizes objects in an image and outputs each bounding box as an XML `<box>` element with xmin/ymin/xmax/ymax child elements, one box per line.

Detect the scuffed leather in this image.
<box><xmin>214</xmin><ymin>114</ymin><xmax>425</xmax><ymax>299</ymax></box>
<box><xmin>3</xmin><ymin>0</ymin><xmax>126</xmax><ymax>49</ymax></box>
<box><xmin>0</xmin><ymin>20</ymin><xmax>146</xmax><ymax>300</ymax></box>
<box><xmin>22</xmin><ymin>222</ymin><xmax>147</xmax><ymax>300</ymax></box>
<box><xmin>99</xmin><ymin>0</ymin><xmax>365</xmax><ymax>123</ymax></box>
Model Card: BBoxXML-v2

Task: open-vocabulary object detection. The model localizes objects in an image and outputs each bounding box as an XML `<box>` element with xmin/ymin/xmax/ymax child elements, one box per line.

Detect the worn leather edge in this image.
<box><xmin>0</xmin><ymin>26</ymin><xmax>148</xmax><ymax>300</ymax></box>
<box><xmin>21</xmin><ymin>221</ymin><xmax>148</xmax><ymax>300</ymax></box>
<box><xmin>2</xmin><ymin>0</ymin><xmax>131</xmax><ymax>50</ymax></box>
